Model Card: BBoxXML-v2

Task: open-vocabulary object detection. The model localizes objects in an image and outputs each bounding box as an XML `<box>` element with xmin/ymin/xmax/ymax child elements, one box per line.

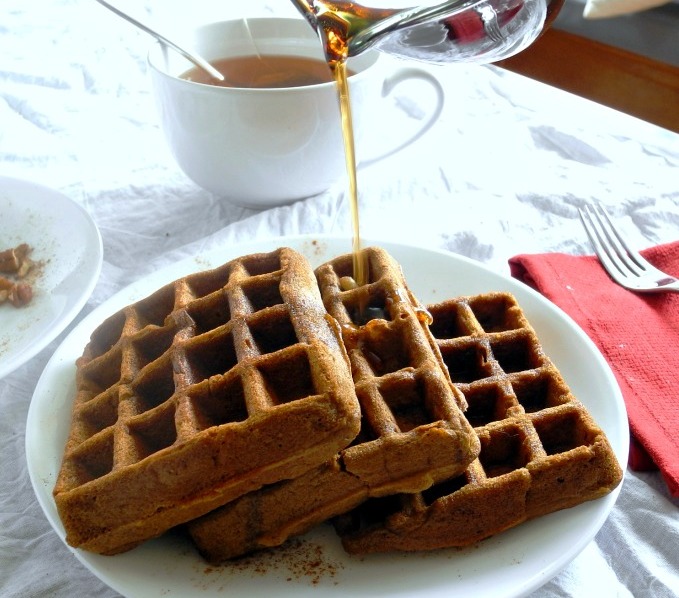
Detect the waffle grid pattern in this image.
<box><xmin>335</xmin><ymin>292</ymin><xmax>623</xmax><ymax>554</ymax></box>
<box><xmin>187</xmin><ymin>247</ymin><xmax>480</xmax><ymax>562</ymax></box>
<box><xmin>315</xmin><ymin>248</ymin><xmax>478</xmax><ymax>458</ymax></box>
<box><xmin>54</xmin><ymin>248</ymin><xmax>360</xmax><ymax>555</ymax></box>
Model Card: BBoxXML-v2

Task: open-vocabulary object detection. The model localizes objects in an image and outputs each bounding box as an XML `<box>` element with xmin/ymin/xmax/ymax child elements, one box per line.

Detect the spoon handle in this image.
<box><xmin>93</xmin><ymin>0</ymin><xmax>224</xmax><ymax>81</ymax></box>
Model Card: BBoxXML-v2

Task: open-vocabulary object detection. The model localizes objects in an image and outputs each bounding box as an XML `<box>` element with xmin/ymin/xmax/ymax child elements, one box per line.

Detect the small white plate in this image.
<box><xmin>26</xmin><ymin>236</ymin><xmax>628</xmax><ymax>598</ymax></box>
<box><xmin>0</xmin><ymin>176</ymin><xmax>102</xmax><ymax>378</ymax></box>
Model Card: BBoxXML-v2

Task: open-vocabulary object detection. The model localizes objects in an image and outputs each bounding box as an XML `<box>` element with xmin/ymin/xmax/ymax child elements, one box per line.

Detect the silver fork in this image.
<box><xmin>578</xmin><ymin>203</ymin><xmax>679</xmax><ymax>293</ymax></box>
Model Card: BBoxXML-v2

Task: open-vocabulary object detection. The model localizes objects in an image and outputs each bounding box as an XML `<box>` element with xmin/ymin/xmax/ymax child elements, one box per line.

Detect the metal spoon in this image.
<box><xmin>93</xmin><ymin>0</ymin><xmax>224</xmax><ymax>82</ymax></box>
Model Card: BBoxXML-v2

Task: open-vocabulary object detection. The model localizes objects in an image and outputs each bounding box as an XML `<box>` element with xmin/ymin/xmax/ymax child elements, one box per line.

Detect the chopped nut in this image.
<box><xmin>0</xmin><ymin>244</ymin><xmax>36</xmax><ymax>308</ymax></box>
<box><xmin>17</xmin><ymin>257</ymin><xmax>33</xmax><ymax>278</ymax></box>
<box><xmin>0</xmin><ymin>243</ymin><xmax>30</xmax><ymax>273</ymax></box>
<box><xmin>10</xmin><ymin>282</ymin><xmax>33</xmax><ymax>307</ymax></box>
<box><xmin>0</xmin><ymin>276</ymin><xmax>32</xmax><ymax>307</ymax></box>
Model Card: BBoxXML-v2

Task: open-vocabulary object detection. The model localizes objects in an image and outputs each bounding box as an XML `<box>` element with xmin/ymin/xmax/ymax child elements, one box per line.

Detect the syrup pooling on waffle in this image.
<box><xmin>335</xmin><ymin>292</ymin><xmax>623</xmax><ymax>554</ymax></box>
<box><xmin>187</xmin><ymin>248</ymin><xmax>480</xmax><ymax>562</ymax></box>
<box><xmin>315</xmin><ymin>248</ymin><xmax>476</xmax><ymax>449</ymax></box>
<box><xmin>54</xmin><ymin>248</ymin><xmax>360</xmax><ymax>555</ymax></box>
<box><xmin>316</xmin><ymin>248</ymin><xmax>478</xmax><ymax>483</ymax></box>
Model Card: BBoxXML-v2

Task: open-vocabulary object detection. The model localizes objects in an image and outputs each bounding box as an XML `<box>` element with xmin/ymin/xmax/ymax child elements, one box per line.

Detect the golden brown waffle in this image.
<box><xmin>53</xmin><ymin>248</ymin><xmax>361</xmax><ymax>555</ymax></box>
<box><xmin>335</xmin><ymin>291</ymin><xmax>623</xmax><ymax>554</ymax></box>
<box><xmin>188</xmin><ymin>247</ymin><xmax>480</xmax><ymax>562</ymax></box>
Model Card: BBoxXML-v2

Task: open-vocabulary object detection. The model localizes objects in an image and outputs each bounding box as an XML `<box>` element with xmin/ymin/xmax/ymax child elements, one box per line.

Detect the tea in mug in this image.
<box><xmin>181</xmin><ymin>54</ymin><xmax>342</xmax><ymax>88</ymax></box>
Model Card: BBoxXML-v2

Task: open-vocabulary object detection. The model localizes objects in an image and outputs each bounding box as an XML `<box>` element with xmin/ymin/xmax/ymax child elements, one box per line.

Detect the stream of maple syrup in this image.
<box><xmin>331</xmin><ymin>61</ymin><xmax>367</xmax><ymax>290</ymax></box>
<box><xmin>312</xmin><ymin>0</ymin><xmax>566</xmax><ymax>294</ymax></box>
<box><xmin>313</xmin><ymin>1</ymin><xmax>375</xmax><ymax>290</ymax></box>
<box><xmin>301</xmin><ymin>0</ymin><xmax>567</xmax><ymax>324</ymax></box>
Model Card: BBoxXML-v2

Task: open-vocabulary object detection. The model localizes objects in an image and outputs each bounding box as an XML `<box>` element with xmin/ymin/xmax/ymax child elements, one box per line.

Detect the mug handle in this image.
<box><xmin>358</xmin><ymin>67</ymin><xmax>445</xmax><ymax>169</ymax></box>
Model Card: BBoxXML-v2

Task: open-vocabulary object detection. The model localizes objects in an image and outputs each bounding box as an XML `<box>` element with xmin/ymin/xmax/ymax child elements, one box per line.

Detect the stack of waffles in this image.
<box><xmin>53</xmin><ymin>248</ymin><xmax>362</xmax><ymax>555</ymax></box>
<box><xmin>335</xmin><ymin>291</ymin><xmax>623</xmax><ymax>553</ymax></box>
<box><xmin>188</xmin><ymin>247</ymin><xmax>480</xmax><ymax>561</ymax></box>
<box><xmin>53</xmin><ymin>246</ymin><xmax>622</xmax><ymax>561</ymax></box>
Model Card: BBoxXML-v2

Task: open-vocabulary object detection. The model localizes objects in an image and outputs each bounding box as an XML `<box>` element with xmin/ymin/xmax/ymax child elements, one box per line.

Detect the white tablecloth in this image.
<box><xmin>2</xmin><ymin>1</ymin><xmax>678</xmax><ymax>597</ymax></box>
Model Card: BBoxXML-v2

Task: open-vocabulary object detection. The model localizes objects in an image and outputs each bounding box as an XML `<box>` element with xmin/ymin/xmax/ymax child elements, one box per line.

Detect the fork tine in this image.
<box><xmin>585</xmin><ymin>204</ymin><xmax>645</xmax><ymax>276</ymax></box>
<box><xmin>595</xmin><ymin>204</ymin><xmax>648</xmax><ymax>271</ymax></box>
<box><xmin>580</xmin><ymin>203</ymin><xmax>679</xmax><ymax>293</ymax></box>
<box><xmin>578</xmin><ymin>206</ymin><xmax>630</xmax><ymax>285</ymax></box>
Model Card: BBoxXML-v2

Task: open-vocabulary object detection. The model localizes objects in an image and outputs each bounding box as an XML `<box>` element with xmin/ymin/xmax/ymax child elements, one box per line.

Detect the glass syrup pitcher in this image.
<box><xmin>290</xmin><ymin>0</ymin><xmax>562</xmax><ymax>65</ymax></box>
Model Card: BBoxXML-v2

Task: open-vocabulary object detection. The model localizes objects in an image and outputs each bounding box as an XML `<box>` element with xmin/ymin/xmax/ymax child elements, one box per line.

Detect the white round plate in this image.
<box><xmin>26</xmin><ymin>236</ymin><xmax>628</xmax><ymax>598</ymax></box>
<box><xmin>0</xmin><ymin>176</ymin><xmax>103</xmax><ymax>378</ymax></box>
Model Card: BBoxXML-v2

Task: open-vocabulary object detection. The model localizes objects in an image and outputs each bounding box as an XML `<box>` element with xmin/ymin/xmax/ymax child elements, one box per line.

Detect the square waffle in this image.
<box><xmin>187</xmin><ymin>247</ymin><xmax>480</xmax><ymax>562</ymax></box>
<box><xmin>334</xmin><ymin>291</ymin><xmax>623</xmax><ymax>554</ymax></box>
<box><xmin>53</xmin><ymin>248</ymin><xmax>361</xmax><ymax>555</ymax></box>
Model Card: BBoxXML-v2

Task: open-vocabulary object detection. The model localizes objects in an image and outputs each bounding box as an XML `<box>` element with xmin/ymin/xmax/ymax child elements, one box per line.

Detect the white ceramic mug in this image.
<box><xmin>148</xmin><ymin>17</ymin><xmax>445</xmax><ymax>208</ymax></box>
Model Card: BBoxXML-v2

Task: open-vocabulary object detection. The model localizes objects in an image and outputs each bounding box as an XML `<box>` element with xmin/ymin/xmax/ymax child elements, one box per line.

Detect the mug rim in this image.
<box><xmin>147</xmin><ymin>17</ymin><xmax>381</xmax><ymax>93</ymax></box>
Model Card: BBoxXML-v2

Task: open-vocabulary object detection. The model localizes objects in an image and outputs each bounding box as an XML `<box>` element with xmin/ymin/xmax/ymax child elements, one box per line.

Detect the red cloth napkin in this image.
<box><xmin>509</xmin><ymin>241</ymin><xmax>679</xmax><ymax>497</ymax></box>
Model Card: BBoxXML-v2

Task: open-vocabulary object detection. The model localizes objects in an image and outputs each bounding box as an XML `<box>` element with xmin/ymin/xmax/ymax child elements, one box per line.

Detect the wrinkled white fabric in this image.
<box><xmin>2</xmin><ymin>1</ymin><xmax>679</xmax><ymax>597</ymax></box>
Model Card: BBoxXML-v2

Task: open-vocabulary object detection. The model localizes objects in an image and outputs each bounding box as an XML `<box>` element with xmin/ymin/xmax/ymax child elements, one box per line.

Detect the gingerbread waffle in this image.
<box><xmin>187</xmin><ymin>247</ymin><xmax>480</xmax><ymax>562</ymax></box>
<box><xmin>53</xmin><ymin>247</ymin><xmax>361</xmax><ymax>555</ymax></box>
<box><xmin>335</xmin><ymin>291</ymin><xmax>623</xmax><ymax>554</ymax></box>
